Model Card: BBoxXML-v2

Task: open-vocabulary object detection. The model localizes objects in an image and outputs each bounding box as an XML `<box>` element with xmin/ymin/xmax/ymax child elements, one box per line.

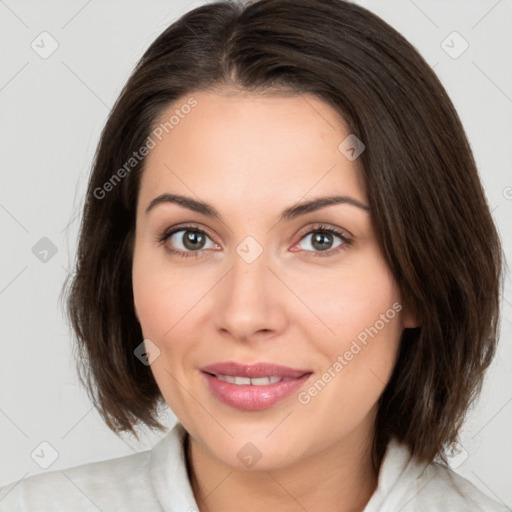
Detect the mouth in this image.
<box><xmin>204</xmin><ymin>374</ymin><xmax>295</xmax><ymax>385</ymax></box>
<box><xmin>199</xmin><ymin>361</ymin><xmax>313</xmax><ymax>410</ymax></box>
<box><xmin>200</xmin><ymin>361</ymin><xmax>311</xmax><ymax>379</ymax></box>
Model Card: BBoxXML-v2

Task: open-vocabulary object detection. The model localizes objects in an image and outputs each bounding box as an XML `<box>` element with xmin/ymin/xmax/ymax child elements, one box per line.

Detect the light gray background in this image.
<box><xmin>1</xmin><ymin>0</ymin><xmax>511</xmax><ymax>507</ymax></box>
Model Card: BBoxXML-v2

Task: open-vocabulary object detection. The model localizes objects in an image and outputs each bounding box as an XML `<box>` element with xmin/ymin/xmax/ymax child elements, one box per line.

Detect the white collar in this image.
<box><xmin>150</xmin><ymin>422</ymin><xmax>199</xmax><ymax>511</ymax></box>
<box><xmin>147</xmin><ymin>422</ymin><xmax>500</xmax><ymax>512</ymax></box>
<box><xmin>363</xmin><ymin>437</ymin><xmax>430</xmax><ymax>511</ymax></box>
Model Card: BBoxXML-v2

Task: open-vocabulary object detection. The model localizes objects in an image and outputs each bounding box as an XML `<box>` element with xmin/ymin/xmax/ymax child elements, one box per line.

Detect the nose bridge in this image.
<box><xmin>214</xmin><ymin>235</ymin><xmax>286</xmax><ymax>339</ymax></box>
<box><xmin>231</xmin><ymin>239</ymin><xmax>268</xmax><ymax>295</ymax></box>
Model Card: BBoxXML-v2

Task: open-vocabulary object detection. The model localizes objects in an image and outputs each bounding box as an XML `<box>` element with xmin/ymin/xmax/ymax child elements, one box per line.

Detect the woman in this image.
<box><xmin>0</xmin><ymin>0</ymin><xmax>507</xmax><ymax>510</ymax></box>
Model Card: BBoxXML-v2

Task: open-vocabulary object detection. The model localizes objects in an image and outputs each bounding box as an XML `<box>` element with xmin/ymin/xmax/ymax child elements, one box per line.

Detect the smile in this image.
<box><xmin>214</xmin><ymin>375</ymin><xmax>291</xmax><ymax>385</ymax></box>
<box><xmin>199</xmin><ymin>361</ymin><xmax>313</xmax><ymax>410</ymax></box>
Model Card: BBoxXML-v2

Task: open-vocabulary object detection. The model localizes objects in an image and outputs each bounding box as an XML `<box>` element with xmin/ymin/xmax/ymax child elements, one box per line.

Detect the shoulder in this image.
<box><xmin>0</xmin><ymin>448</ymin><xmax>160</xmax><ymax>512</ymax></box>
<box><xmin>369</xmin><ymin>439</ymin><xmax>510</xmax><ymax>512</ymax></box>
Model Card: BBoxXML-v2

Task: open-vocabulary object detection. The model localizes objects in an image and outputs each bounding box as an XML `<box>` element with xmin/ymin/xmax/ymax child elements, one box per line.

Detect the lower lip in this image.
<box><xmin>201</xmin><ymin>372</ymin><xmax>312</xmax><ymax>410</ymax></box>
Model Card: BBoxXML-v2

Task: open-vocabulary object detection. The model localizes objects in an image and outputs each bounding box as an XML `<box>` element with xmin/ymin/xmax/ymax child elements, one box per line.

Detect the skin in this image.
<box><xmin>132</xmin><ymin>89</ymin><xmax>417</xmax><ymax>512</ymax></box>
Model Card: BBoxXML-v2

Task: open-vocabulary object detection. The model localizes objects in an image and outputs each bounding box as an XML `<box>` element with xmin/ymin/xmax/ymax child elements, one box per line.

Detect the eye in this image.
<box><xmin>158</xmin><ymin>225</ymin><xmax>219</xmax><ymax>259</ymax></box>
<box><xmin>293</xmin><ymin>224</ymin><xmax>352</xmax><ymax>257</ymax></box>
<box><xmin>157</xmin><ymin>223</ymin><xmax>352</xmax><ymax>259</ymax></box>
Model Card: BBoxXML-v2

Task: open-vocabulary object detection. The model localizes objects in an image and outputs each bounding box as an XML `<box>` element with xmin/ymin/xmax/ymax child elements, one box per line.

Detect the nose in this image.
<box><xmin>213</xmin><ymin>248</ymin><xmax>288</xmax><ymax>343</ymax></box>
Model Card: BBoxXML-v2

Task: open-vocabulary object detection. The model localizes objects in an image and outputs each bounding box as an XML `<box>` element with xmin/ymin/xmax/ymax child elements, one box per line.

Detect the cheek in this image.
<box><xmin>132</xmin><ymin>276</ymin><xmax>176</xmax><ymax>339</ymax></box>
<box><xmin>132</xmin><ymin>244</ymin><xmax>199</xmax><ymax>340</ymax></box>
<box><xmin>296</xmin><ymin>246</ymin><xmax>403</xmax><ymax>409</ymax></box>
<box><xmin>131</xmin><ymin>243</ymin><xmax>213</xmax><ymax>396</ymax></box>
<box><xmin>303</xmin><ymin>246</ymin><xmax>402</xmax><ymax>351</ymax></box>
<box><xmin>321</xmin><ymin>267</ymin><xmax>402</xmax><ymax>402</ymax></box>
<box><xmin>132</xmin><ymin>246</ymin><xmax>197</xmax><ymax>413</ymax></box>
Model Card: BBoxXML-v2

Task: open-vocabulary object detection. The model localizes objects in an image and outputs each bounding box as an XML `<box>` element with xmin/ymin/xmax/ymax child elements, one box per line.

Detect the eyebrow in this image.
<box><xmin>145</xmin><ymin>193</ymin><xmax>370</xmax><ymax>222</ymax></box>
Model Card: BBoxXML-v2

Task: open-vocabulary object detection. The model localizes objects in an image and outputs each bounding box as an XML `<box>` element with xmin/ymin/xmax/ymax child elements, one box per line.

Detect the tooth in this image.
<box><xmin>251</xmin><ymin>377</ymin><xmax>271</xmax><ymax>386</ymax></box>
<box><xmin>234</xmin><ymin>376</ymin><xmax>251</xmax><ymax>385</ymax></box>
<box><xmin>217</xmin><ymin>374</ymin><xmax>236</xmax><ymax>384</ymax></box>
<box><xmin>215</xmin><ymin>374</ymin><xmax>286</xmax><ymax>385</ymax></box>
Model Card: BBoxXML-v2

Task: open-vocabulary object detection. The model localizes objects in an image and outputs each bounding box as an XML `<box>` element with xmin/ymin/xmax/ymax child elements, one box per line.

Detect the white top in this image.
<box><xmin>0</xmin><ymin>422</ymin><xmax>508</xmax><ymax>511</ymax></box>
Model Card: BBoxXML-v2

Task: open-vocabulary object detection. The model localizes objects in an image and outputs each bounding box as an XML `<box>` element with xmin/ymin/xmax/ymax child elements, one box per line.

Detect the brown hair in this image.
<box><xmin>64</xmin><ymin>0</ymin><xmax>503</xmax><ymax>465</ymax></box>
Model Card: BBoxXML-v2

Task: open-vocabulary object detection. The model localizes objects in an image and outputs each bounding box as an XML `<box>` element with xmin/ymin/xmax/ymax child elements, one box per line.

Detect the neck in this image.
<box><xmin>185</xmin><ymin>428</ymin><xmax>379</xmax><ymax>512</ymax></box>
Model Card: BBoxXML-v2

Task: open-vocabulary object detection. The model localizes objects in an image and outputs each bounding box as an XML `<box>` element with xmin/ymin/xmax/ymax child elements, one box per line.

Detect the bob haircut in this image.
<box><xmin>65</xmin><ymin>0</ymin><xmax>503</xmax><ymax>466</ymax></box>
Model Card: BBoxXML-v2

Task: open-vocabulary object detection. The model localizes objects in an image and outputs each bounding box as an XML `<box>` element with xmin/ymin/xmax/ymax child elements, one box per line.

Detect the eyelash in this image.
<box><xmin>156</xmin><ymin>223</ymin><xmax>352</xmax><ymax>259</ymax></box>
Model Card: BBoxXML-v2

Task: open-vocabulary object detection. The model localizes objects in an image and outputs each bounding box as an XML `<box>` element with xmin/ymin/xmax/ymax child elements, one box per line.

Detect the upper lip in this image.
<box><xmin>200</xmin><ymin>361</ymin><xmax>312</xmax><ymax>379</ymax></box>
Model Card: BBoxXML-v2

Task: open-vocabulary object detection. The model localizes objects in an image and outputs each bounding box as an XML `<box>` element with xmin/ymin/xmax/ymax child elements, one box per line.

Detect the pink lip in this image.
<box><xmin>200</xmin><ymin>361</ymin><xmax>312</xmax><ymax>410</ymax></box>
<box><xmin>200</xmin><ymin>361</ymin><xmax>310</xmax><ymax>379</ymax></box>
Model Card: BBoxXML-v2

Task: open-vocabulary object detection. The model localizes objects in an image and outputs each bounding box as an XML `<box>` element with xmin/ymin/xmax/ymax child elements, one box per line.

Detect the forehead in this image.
<box><xmin>138</xmin><ymin>90</ymin><xmax>367</xmax><ymax>213</ymax></box>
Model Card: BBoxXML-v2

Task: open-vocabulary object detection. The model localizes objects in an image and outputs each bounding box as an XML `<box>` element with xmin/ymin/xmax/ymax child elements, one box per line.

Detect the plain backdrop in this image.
<box><xmin>1</xmin><ymin>0</ymin><xmax>511</xmax><ymax>507</ymax></box>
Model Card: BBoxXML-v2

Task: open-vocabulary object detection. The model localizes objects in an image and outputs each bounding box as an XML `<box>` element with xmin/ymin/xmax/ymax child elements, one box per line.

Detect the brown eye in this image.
<box><xmin>160</xmin><ymin>226</ymin><xmax>219</xmax><ymax>258</ymax></box>
<box><xmin>295</xmin><ymin>226</ymin><xmax>350</xmax><ymax>256</ymax></box>
<box><xmin>172</xmin><ymin>229</ymin><xmax>208</xmax><ymax>251</ymax></box>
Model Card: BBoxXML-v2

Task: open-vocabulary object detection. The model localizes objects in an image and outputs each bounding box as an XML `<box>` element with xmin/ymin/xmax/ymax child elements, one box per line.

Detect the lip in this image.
<box><xmin>200</xmin><ymin>361</ymin><xmax>313</xmax><ymax>410</ymax></box>
<box><xmin>200</xmin><ymin>361</ymin><xmax>311</xmax><ymax>379</ymax></box>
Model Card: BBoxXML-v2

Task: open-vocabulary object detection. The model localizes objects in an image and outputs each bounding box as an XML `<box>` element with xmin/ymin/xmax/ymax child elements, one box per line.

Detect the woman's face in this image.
<box><xmin>132</xmin><ymin>89</ymin><xmax>413</xmax><ymax>470</ymax></box>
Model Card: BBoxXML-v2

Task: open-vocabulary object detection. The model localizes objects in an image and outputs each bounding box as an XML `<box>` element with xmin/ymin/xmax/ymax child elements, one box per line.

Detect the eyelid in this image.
<box><xmin>156</xmin><ymin>222</ymin><xmax>217</xmax><ymax>243</ymax></box>
<box><xmin>294</xmin><ymin>222</ymin><xmax>353</xmax><ymax>242</ymax></box>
